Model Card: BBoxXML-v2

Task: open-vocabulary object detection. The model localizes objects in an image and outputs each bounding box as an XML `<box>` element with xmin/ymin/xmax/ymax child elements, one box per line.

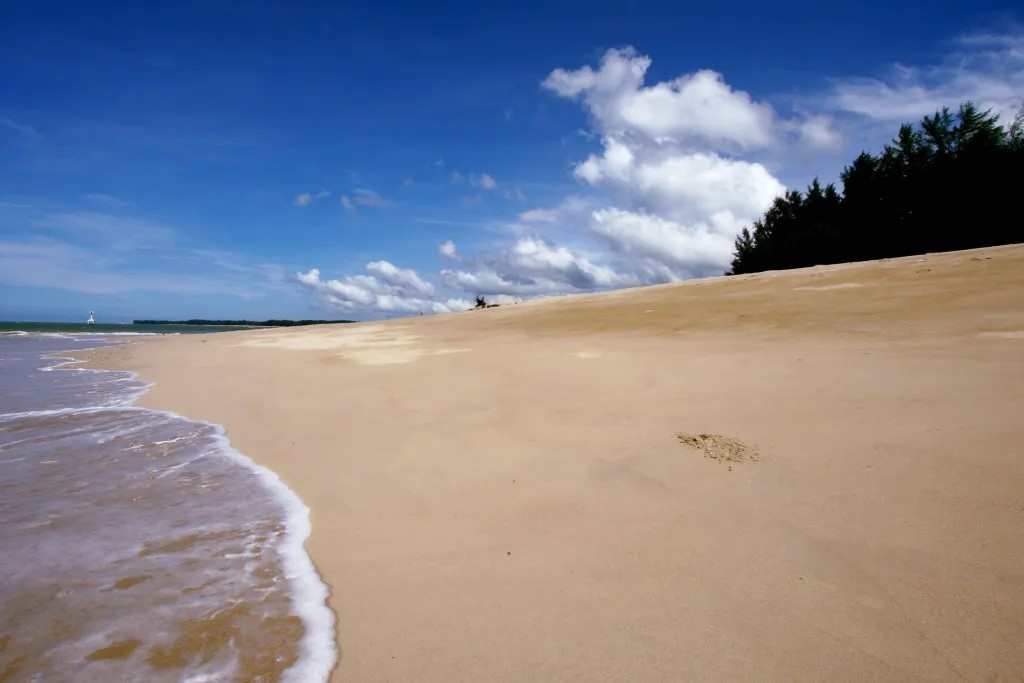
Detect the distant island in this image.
<box><xmin>134</xmin><ymin>319</ymin><xmax>355</xmax><ymax>327</ymax></box>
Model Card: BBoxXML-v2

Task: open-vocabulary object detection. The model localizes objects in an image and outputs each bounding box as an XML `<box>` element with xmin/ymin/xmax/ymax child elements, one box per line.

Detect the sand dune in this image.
<box><xmin>85</xmin><ymin>245</ymin><xmax>1024</xmax><ymax>681</ymax></box>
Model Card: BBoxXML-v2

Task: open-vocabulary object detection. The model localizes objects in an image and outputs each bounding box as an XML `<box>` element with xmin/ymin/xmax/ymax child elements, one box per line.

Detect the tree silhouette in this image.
<box><xmin>729</xmin><ymin>102</ymin><xmax>1024</xmax><ymax>275</ymax></box>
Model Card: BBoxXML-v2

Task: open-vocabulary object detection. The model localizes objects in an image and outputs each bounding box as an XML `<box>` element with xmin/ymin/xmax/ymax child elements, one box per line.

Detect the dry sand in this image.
<box><xmin>84</xmin><ymin>245</ymin><xmax>1024</xmax><ymax>680</ymax></box>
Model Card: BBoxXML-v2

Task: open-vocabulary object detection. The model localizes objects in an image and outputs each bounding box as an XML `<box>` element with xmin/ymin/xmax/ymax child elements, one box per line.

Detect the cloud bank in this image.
<box><xmin>296</xmin><ymin>262</ymin><xmax>469</xmax><ymax>315</ymax></box>
<box><xmin>829</xmin><ymin>32</ymin><xmax>1024</xmax><ymax>124</ymax></box>
<box><xmin>296</xmin><ymin>32</ymin><xmax>1023</xmax><ymax>317</ymax></box>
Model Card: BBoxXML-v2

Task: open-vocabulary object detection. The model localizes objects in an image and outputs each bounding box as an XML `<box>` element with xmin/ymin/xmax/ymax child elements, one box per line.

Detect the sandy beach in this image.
<box><xmin>82</xmin><ymin>245</ymin><xmax>1024</xmax><ymax>680</ymax></box>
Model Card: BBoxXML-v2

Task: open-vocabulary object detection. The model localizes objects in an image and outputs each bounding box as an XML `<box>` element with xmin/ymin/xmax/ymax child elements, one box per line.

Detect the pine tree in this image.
<box><xmin>727</xmin><ymin>101</ymin><xmax>1024</xmax><ymax>275</ymax></box>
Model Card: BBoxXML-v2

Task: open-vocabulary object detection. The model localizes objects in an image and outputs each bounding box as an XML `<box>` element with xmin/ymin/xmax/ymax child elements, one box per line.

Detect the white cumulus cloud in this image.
<box><xmin>590</xmin><ymin>208</ymin><xmax>736</xmax><ymax>276</ymax></box>
<box><xmin>294</xmin><ymin>190</ymin><xmax>330</xmax><ymax>207</ymax></box>
<box><xmin>430</xmin><ymin>47</ymin><xmax>793</xmax><ymax>300</ymax></box>
<box><xmin>475</xmin><ymin>173</ymin><xmax>498</xmax><ymax>190</ymax></box>
<box><xmin>530</xmin><ymin>48</ymin><xmax>788</xmax><ymax>278</ymax></box>
<box><xmin>340</xmin><ymin>189</ymin><xmax>389</xmax><ymax>211</ymax></box>
<box><xmin>543</xmin><ymin>47</ymin><xmax>777</xmax><ymax>150</ymax></box>
<box><xmin>296</xmin><ymin>261</ymin><xmax>466</xmax><ymax>315</ymax></box>
<box><xmin>795</xmin><ymin>115</ymin><xmax>844</xmax><ymax>149</ymax></box>
<box><xmin>438</xmin><ymin>240</ymin><xmax>459</xmax><ymax>259</ymax></box>
<box><xmin>291</xmin><ymin>36</ymin><xmax>1024</xmax><ymax>320</ymax></box>
<box><xmin>365</xmin><ymin>259</ymin><xmax>434</xmax><ymax>295</ymax></box>
<box><xmin>441</xmin><ymin>237</ymin><xmax>633</xmax><ymax>297</ymax></box>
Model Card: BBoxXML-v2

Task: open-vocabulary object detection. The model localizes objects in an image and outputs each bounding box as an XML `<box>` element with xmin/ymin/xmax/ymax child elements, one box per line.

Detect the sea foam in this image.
<box><xmin>0</xmin><ymin>332</ymin><xmax>337</xmax><ymax>681</ymax></box>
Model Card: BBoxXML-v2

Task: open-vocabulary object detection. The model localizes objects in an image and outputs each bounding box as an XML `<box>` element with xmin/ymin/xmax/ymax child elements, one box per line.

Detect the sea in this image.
<box><xmin>0</xmin><ymin>325</ymin><xmax>335</xmax><ymax>682</ymax></box>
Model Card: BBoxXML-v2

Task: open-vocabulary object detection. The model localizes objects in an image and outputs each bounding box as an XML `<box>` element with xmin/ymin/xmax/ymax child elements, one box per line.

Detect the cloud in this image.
<box><xmin>340</xmin><ymin>188</ymin><xmax>389</xmax><ymax>211</ymax></box>
<box><xmin>408</xmin><ymin>46</ymin><xmax>791</xmax><ymax>302</ymax></box>
<box><xmin>518</xmin><ymin>196</ymin><xmax>591</xmax><ymax>224</ymax></box>
<box><xmin>518</xmin><ymin>208</ymin><xmax>559</xmax><ymax>223</ymax></box>
<box><xmin>438</xmin><ymin>240</ymin><xmax>459</xmax><ymax>259</ymax></box>
<box><xmin>440</xmin><ymin>264</ymin><xmax>565</xmax><ymax>297</ymax></box>
<box><xmin>829</xmin><ymin>31</ymin><xmax>1024</xmax><ymax>124</ymax></box>
<box><xmin>0</xmin><ymin>117</ymin><xmax>41</xmax><ymax>141</ymax></box>
<box><xmin>475</xmin><ymin>173</ymin><xmax>497</xmax><ymax>190</ymax></box>
<box><xmin>294</xmin><ymin>190</ymin><xmax>331</xmax><ymax>207</ymax></box>
<box><xmin>296</xmin><ymin>261</ymin><xmax>467</xmax><ymax>315</ymax></box>
<box><xmin>408</xmin><ymin>47</ymin><xmax>791</xmax><ymax>306</ymax></box>
<box><xmin>451</xmin><ymin>171</ymin><xmax>504</xmax><ymax>192</ymax></box>
<box><xmin>83</xmin><ymin>193</ymin><xmax>134</xmax><ymax>209</ymax></box>
<box><xmin>794</xmin><ymin>115</ymin><xmax>844</xmax><ymax>150</ymax></box>
<box><xmin>440</xmin><ymin>236</ymin><xmax>633</xmax><ymax>298</ymax></box>
<box><xmin>35</xmin><ymin>211</ymin><xmax>176</xmax><ymax>250</ymax></box>
<box><xmin>0</xmin><ymin>236</ymin><xmax>286</xmax><ymax>298</ymax></box>
<box><xmin>295</xmin><ymin>36</ymin><xmax>1024</xmax><ymax>319</ymax></box>
<box><xmin>537</xmin><ymin>48</ymin><xmax>788</xmax><ymax>277</ymax></box>
<box><xmin>365</xmin><ymin>259</ymin><xmax>434</xmax><ymax>295</ymax></box>
<box><xmin>508</xmin><ymin>237</ymin><xmax>626</xmax><ymax>288</ymax></box>
<box><xmin>0</xmin><ymin>206</ymin><xmax>296</xmax><ymax>301</ymax></box>
<box><xmin>576</xmin><ymin>148</ymin><xmax>785</xmax><ymax>226</ymax></box>
<box><xmin>543</xmin><ymin>47</ymin><xmax>777</xmax><ymax>150</ymax></box>
<box><xmin>501</xmin><ymin>186</ymin><xmax>526</xmax><ymax>201</ymax></box>
<box><xmin>589</xmin><ymin>208</ymin><xmax>735</xmax><ymax>275</ymax></box>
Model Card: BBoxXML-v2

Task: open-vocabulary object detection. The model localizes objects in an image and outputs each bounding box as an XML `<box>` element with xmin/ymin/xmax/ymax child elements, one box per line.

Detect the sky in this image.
<box><xmin>2</xmin><ymin>1</ymin><xmax>1021</xmax><ymax>322</ymax></box>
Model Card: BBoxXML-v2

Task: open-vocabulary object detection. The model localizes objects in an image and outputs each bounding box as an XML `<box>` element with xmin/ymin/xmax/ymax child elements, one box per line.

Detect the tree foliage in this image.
<box><xmin>728</xmin><ymin>103</ymin><xmax>1024</xmax><ymax>275</ymax></box>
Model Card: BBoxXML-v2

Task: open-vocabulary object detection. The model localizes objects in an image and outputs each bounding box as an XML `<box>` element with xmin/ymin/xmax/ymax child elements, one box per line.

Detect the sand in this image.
<box><xmin>83</xmin><ymin>245</ymin><xmax>1024</xmax><ymax>680</ymax></box>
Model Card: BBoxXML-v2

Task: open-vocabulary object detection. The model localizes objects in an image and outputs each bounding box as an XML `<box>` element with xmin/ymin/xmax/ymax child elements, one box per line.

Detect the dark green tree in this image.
<box><xmin>728</xmin><ymin>102</ymin><xmax>1024</xmax><ymax>275</ymax></box>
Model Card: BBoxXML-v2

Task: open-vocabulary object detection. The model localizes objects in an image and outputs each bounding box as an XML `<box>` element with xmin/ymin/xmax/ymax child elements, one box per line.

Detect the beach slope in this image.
<box><xmin>87</xmin><ymin>245</ymin><xmax>1024</xmax><ymax>680</ymax></box>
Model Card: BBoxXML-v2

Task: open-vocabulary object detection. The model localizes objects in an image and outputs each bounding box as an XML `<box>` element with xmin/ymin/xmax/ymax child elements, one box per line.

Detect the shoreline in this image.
<box><xmin>64</xmin><ymin>343</ymin><xmax>338</xmax><ymax>682</ymax></box>
<box><xmin>81</xmin><ymin>245</ymin><xmax>1024</xmax><ymax>680</ymax></box>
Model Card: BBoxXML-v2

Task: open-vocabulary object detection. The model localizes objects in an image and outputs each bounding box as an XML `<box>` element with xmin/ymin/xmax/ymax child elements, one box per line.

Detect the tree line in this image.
<box><xmin>728</xmin><ymin>103</ymin><xmax>1024</xmax><ymax>275</ymax></box>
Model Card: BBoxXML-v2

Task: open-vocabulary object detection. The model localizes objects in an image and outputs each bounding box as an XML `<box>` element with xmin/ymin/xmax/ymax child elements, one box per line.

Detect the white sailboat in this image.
<box><xmin>86</xmin><ymin>311</ymin><xmax>96</xmax><ymax>325</ymax></box>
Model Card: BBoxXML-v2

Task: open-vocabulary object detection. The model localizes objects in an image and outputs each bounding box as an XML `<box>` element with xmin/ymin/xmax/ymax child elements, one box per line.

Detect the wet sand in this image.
<box><xmin>84</xmin><ymin>245</ymin><xmax>1024</xmax><ymax>680</ymax></box>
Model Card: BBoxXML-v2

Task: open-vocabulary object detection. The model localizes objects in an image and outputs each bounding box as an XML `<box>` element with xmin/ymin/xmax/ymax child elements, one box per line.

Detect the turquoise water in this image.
<box><xmin>0</xmin><ymin>322</ymin><xmax>255</xmax><ymax>335</ymax></box>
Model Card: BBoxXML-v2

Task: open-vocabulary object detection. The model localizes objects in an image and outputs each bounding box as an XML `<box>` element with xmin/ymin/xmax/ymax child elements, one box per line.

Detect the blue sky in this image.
<box><xmin>2</xmin><ymin>1</ymin><xmax>1021</xmax><ymax>322</ymax></box>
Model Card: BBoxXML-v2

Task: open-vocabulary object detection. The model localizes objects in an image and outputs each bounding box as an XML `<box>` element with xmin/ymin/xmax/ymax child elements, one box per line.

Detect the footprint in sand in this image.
<box><xmin>677</xmin><ymin>433</ymin><xmax>758</xmax><ymax>464</ymax></box>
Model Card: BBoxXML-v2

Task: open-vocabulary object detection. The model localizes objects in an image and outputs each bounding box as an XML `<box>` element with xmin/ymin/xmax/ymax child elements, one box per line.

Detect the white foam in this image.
<box><xmin>71</xmin><ymin>331</ymin><xmax>163</xmax><ymax>336</ymax></box>
<box><xmin>152</xmin><ymin>433</ymin><xmax>200</xmax><ymax>446</ymax></box>
<box><xmin>38</xmin><ymin>355</ymin><xmax>79</xmax><ymax>372</ymax></box>
<box><xmin>0</xmin><ymin>404</ymin><xmax>147</xmax><ymax>422</ymax></box>
<box><xmin>37</xmin><ymin>342</ymin><xmax>338</xmax><ymax>681</ymax></box>
<box><xmin>204</xmin><ymin>426</ymin><xmax>337</xmax><ymax>682</ymax></box>
<box><xmin>155</xmin><ymin>452</ymin><xmax>207</xmax><ymax>479</ymax></box>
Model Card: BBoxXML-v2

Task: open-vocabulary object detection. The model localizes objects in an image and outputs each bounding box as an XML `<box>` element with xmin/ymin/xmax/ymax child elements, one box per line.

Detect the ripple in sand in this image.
<box><xmin>793</xmin><ymin>282</ymin><xmax>865</xmax><ymax>291</ymax></box>
<box><xmin>977</xmin><ymin>330</ymin><xmax>1024</xmax><ymax>339</ymax></box>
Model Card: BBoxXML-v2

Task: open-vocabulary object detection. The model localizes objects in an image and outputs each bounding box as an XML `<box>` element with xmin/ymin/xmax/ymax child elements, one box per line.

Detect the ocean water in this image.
<box><xmin>0</xmin><ymin>322</ymin><xmax>255</xmax><ymax>336</ymax></box>
<box><xmin>0</xmin><ymin>331</ymin><xmax>335</xmax><ymax>681</ymax></box>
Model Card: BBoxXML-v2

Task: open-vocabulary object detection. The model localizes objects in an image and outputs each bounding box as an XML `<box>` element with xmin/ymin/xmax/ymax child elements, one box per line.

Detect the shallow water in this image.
<box><xmin>0</xmin><ymin>333</ymin><xmax>334</xmax><ymax>681</ymax></box>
